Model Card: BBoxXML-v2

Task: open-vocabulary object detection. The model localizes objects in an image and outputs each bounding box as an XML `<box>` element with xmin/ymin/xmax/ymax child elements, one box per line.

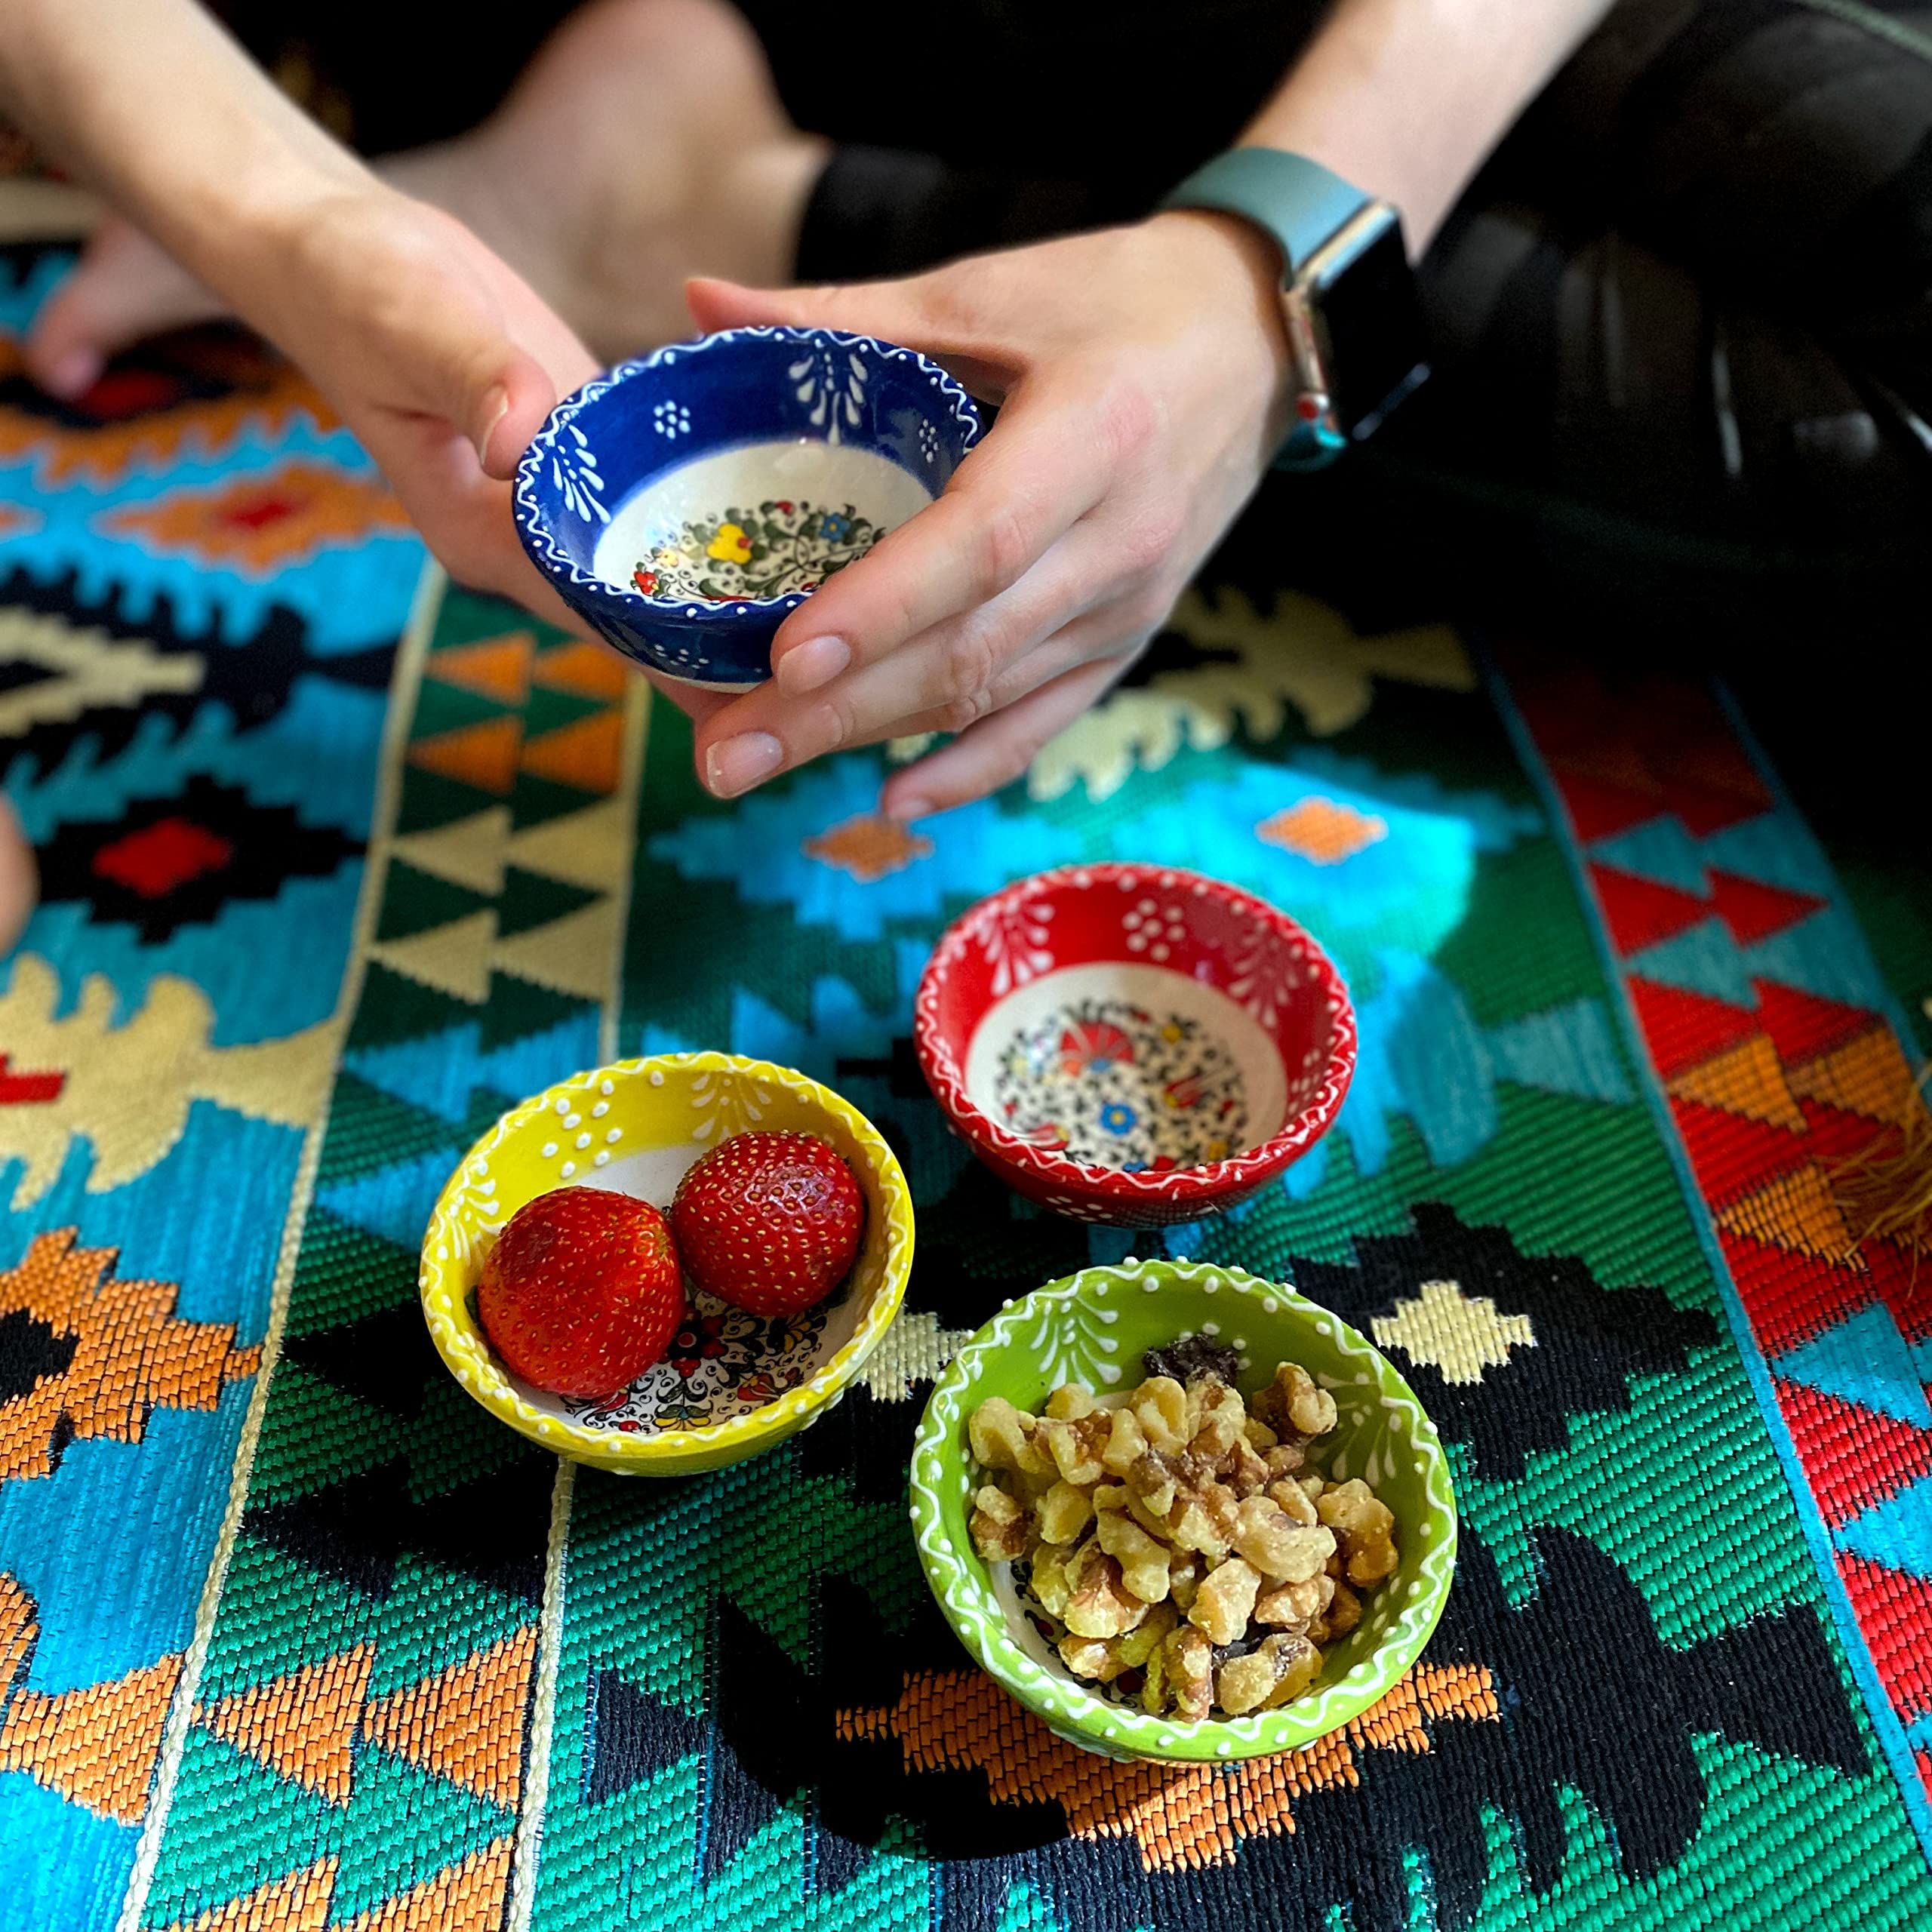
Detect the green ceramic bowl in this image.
<box><xmin>910</xmin><ymin>1258</ymin><xmax>1457</xmax><ymax>1763</ymax></box>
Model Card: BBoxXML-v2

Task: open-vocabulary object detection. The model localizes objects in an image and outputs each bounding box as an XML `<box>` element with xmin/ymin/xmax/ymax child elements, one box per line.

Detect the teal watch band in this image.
<box><xmin>1158</xmin><ymin>148</ymin><xmax>1389</xmax><ymax>470</ymax></box>
<box><xmin>1158</xmin><ymin>147</ymin><xmax>1372</xmax><ymax>280</ymax></box>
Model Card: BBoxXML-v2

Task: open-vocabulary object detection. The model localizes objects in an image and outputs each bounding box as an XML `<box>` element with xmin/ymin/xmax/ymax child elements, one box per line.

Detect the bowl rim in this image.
<box><xmin>417</xmin><ymin>1049</ymin><xmax>915</xmax><ymax>1467</ymax></box>
<box><xmin>909</xmin><ymin>1258</ymin><xmax>1459</xmax><ymax>1761</ymax></box>
<box><xmin>912</xmin><ymin>863</ymin><xmax>1357</xmax><ymax>1208</ymax></box>
<box><xmin>512</xmin><ymin>325</ymin><xmax>983</xmax><ymax>623</ymax></box>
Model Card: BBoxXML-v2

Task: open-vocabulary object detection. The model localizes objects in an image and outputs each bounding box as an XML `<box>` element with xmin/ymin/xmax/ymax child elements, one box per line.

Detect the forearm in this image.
<box><xmin>1244</xmin><ymin>0</ymin><xmax>1616</xmax><ymax>248</ymax></box>
<box><xmin>0</xmin><ymin>0</ymin><xmax>364</xmax><ymax>314</ymax></box>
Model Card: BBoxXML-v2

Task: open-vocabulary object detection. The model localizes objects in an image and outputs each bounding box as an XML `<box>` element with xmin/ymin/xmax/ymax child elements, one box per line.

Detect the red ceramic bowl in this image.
<box><xmin>914</xmin><ymin>863</ymin><xmax>1355</xmax><ymax>1226</ymax></box>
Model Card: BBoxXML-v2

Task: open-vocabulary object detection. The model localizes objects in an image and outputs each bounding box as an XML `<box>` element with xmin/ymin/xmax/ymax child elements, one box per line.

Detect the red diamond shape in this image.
<box><xmin>92</xmin><ymin>818</ymin><xmax>235</xmax><ymax>898</ymax></box>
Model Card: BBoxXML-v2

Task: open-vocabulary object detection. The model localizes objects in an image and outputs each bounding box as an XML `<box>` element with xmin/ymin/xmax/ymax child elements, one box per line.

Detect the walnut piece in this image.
<box><xmin>1318</xmin><ymin>1478</ymin><xmax>1399</xmax><ymax>1586</ymax></box>
<box><xmin>1095</xmin><ymin>1505</ymin><xmax>1172</xmax><ymax>1604</ymax></box>
<box><xmin>970</xmin><ymin>1483</ymin><xmax>1031</xmax><ymax>1561</ymax></box>
<box><xmin>1036</xmin><ymin>1478</ymin><xmax>1094</xmax><ymax>1545</ymax></box>
<box><xmin>1063</xmin><ymin>1548</ymin><xmax>1149</xmax><ymax>1640</ymax></box>
<box><xmin>1188</xmin><ymin>1555</ymin><xmax>1263</xmax><ymax>1646</ymax></box>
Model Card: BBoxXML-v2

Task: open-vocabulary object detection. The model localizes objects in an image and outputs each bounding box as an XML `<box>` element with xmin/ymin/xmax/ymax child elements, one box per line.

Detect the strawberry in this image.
<box><xmin>671</xmin><ymin>1131</ymin><xmax>865</xmax><ymax>1318</ymax></box>
<box><xmin>477</xmin><ymin>1186</ymin><xmax>684</xmax><ymax>1399</ymax></box>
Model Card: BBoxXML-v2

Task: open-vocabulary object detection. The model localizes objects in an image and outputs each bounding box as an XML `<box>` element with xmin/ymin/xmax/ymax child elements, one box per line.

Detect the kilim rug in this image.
<box><xmin>2</xmin><ymin>239</ymin><xmax>1929</xmax><ymax>1932</ymax></box>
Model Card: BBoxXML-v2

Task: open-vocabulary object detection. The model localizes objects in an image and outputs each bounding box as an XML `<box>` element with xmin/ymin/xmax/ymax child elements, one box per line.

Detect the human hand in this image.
<box><xmin>681</xmin><ymin>211</ymin><xmax>1294</xmax><ymax>814</ymax></box>
<box><xmin>33</xmin><ymin>186</ymin><xmax>730</xmax><ymax>728</ymax></box>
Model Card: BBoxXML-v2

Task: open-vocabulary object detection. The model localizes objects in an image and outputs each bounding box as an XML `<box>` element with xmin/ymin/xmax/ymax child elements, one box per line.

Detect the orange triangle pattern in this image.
<box><xmin>195</xmin><ymin>1644</ymin><xmax>375</xmax><ymax>1804</ymax></box>
<box><xmin>531</xmin><ymin>638</ymin><xmax>629</xmax><ymax>703</ymax></box>
<box><xmin>426</xmin><ymin>631</ymin><xmax>535</xmax><ymax>707</ymax></box>
<box><xmin>518</xmin><ymin>707</ymin><xmax>623</xmax><ymax>795</ymax></box>
<box><xmin>0</xmin><ymin>1652</ymin><xmax>182</xmax><ymax>1823</ymax></box>
<box><xmin>158</xmin><ymin>1858</ymin><xmax>337</xmax><ymax>1932</ymax></box>
<box><xmin>408</xmin><ymin>717</ymin><xmax>522</xmax><ymax>796</ymax></box>
<box><xmin>1715</xmin><ymin>1163</ymin><xmax>1861</xmax><ymax>1266</ymax></box>
<box><xmin>360</xmin><ymin>1626</ymin><xmax>537</xmax><ymax>1808</ymax></box>
<box><xmin>1786</xmin><ymin>1025</ymin><xmax>1921</xmax><ymax>1131</ymax></box>
<box><xmin>1667</xmin><ymin>1033</ymin><xmax>1805</xmax><ymax>1132</ymax></box>
<box><xmin>338</xmin><ymin>1837</ymin><xmax>513</xmax><ymax>1932</ymax></box>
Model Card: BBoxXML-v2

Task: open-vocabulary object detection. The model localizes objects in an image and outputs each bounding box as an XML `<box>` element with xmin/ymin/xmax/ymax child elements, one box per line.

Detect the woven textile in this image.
<box><xmin>2</xmin><ymin>245</ymin><xmax>1929</xmax><ymax>1932</ymax></box>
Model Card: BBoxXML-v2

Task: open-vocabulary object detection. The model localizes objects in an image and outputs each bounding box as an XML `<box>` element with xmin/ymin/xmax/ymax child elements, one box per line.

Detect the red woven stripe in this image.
<box><xmin>1718</xmin><ymin>1227</ymin><xmax>1876</xmax><ymax>1359</ymax></box>
<box><xmin>1774</xmin><ymin>1379</ymin><xmax>1932</xmax><ymax>1527</ymax></box>
<box><xmin>1837</xmin><ymin>1552</ymin><xmax>1932</xmax><ymax>1721</ymax></box>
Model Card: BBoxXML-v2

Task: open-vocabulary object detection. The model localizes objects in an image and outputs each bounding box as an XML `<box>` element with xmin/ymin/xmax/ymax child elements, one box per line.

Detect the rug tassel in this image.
<box><xmin>1830</xmin><ymin>1060</ymin><xmax>1932</xmax><ymax>1298</ymax></box>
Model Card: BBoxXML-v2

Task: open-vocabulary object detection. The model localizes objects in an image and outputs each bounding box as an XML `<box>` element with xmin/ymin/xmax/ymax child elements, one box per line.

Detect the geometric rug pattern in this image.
<box><xmin>4</xmin><ymin>242</ymin><xmax>1929</xmax><ymax>1932</ymax></box>
<box><xmin>1510</xmin><ymin>657</ymin><xmax>1932</xmax><ymax>1804</ymax></box>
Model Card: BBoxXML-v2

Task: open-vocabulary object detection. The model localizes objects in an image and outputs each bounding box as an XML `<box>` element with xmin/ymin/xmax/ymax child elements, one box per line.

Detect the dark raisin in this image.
<box><xmin>1143</xmin><ymin>1334</ymin><xmax>1241</xmax><ymax>1388</ymax></box>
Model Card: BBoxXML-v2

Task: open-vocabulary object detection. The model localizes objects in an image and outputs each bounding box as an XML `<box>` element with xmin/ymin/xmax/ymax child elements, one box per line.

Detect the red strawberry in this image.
<box><xmin>671</xmin><ymin>1132</ymin><xmax>864</xmax><ymax>1318</ymax></box>
<box><xmin>478</xmin><ymin>1186</ymin><xmax>684</xmax><ymax>1398</ymax></box>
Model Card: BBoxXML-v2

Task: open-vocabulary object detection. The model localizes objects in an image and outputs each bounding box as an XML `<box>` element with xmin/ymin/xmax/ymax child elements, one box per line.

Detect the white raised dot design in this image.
<box><xmin>648</xmin><ymin>1069</ymin><xmax>664</xmax><ymax>1086</ymax></box>
<box><xmin>1215</xmin><ymin>1741</ymin><xmax>1232</xmax><ymax>1758</ymax></box>
<box><xmin>1202</xmin><ymin>1322</ymin><xmax>1220</xmax><ymax>1337</ymax></box>
<box><xmin>607</xmin><ymin>1128</ymin><xmax>623</xmax><ymax>1145</ymax></box>
<box><xmin>1261</xmin><ymin>1297</ymin><xmax>1278</xmax><ymax>1314</ymax></box>
<box><xmin>564</xmin><ymin>1112</ymin><xmax>581</xmax><ymax>1130</ymax></box>
<box><xmin>554</xmin><ymin>1100</ymin><xmax>570</xmax><ymax>1117</ymax></box>
<box><xmin>575</xmin><ymin>1132</ymin><xmax>592</xmax><ymax>1150</ymax></box>
<box><xmin>592</xmin><ymin>1100</ymin><xmax>610</xmax><ymax>1118</ymax></box>
<box><xmin>542</xmin><ymin>1142</ymin><xmax>558</xmax><ymax>1158</ymax></box>
<box><xmin>561</xmin><ymin>1161</ymin><xmax>577</xmax><ymax>1178</ymax></box>
<box><xmin>600</xmin><ymin>1078</ymin><xmax>614</xmax><ymax>1095</ymax></box>
<box><xmin>593</xmin><ymin>1151</ymin><xmax>610</xmax><ymax>1168</ymax></box>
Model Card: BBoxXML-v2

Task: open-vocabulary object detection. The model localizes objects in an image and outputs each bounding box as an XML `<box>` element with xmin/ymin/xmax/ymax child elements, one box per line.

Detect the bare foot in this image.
<box><xmin>0</xmin><ymin>796</ymin><xmax>38</xmax><ymax>958</ymax></box>
<box><xmin>23</xmin><ymin>0</ymin><xmax>825</xmax><ymax>390</ymax></box>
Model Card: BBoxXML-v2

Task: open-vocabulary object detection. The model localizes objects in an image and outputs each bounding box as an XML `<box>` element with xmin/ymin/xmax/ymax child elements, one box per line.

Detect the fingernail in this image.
<box><xmin>705</xmin><ymin>731</ymin><xmax>784</xmax><ymax>798</ymax></box>
<box><xmin>774</xmin><ymin>634</ymin><xmax>850</xmax><ymax>695</ymax></box>
<box><xmin>45</xmin><ymin>348</ymin><xmax>101</xmax><ymax>400</ymax></box>
<box><xmin>474</xmin><ymin>385</ymin><xmax>509</xmax><ymax>466</ymax></box>
<box><xmin>887</xmin><ymin>795</ymin><xmax>934</xmax><ymax>823</ymax></box>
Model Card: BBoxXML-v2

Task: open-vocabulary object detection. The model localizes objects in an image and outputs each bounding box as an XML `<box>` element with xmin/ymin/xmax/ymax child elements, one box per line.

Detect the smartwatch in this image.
<box><xmin>1158</xmin><ymin>148</ymin><xmax>1430</xmax><ymax>469</ymax></box>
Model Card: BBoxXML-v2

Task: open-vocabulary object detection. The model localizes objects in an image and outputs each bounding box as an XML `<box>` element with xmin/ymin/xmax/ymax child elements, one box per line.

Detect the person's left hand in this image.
<box><xmin>682</xmin><ymin>209</ymin><xmax>1296</xmax><ymax>816</ymax></box>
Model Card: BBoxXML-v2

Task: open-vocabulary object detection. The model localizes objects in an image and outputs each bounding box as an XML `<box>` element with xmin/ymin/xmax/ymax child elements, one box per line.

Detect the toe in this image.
<box><xmin>24</xmin><ymin>217</ymin><xmax>227</xmax><ymax>399</ymax></box>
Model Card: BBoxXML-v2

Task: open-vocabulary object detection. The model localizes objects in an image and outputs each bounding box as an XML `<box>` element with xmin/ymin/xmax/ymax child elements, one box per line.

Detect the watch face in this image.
<box><xmin>1309</xmin><ymin>214</ymin><xmax>1429</xmax><ymax>438</ymax></box>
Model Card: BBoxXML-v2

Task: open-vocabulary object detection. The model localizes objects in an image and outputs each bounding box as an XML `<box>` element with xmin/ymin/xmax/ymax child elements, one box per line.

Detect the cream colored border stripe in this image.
<box><xmin>504</xmin><ymin>665</ymin><xmax>651</xmax><ymax>1932</ymax></box>
<box><xmin>115</xmin><ymin>559</ymin><xmax>446</xmax><ymax>1932</ymax></box>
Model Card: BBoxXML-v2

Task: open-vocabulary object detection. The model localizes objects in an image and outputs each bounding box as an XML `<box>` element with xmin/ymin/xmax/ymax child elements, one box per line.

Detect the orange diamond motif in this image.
<box><xmin>802</xmin><ymin>814</ymin><xmax>934</xmax><ymax>882</ymax></box>
<box><xmin>97</xmin><ymin>460</ymin><xmax>408</xmax><ymax>571</ymax></box>
<box><xmin>1256</xmin><ymin>796</ymin><xmax>1389</xmax><ymax>865</ymax></box>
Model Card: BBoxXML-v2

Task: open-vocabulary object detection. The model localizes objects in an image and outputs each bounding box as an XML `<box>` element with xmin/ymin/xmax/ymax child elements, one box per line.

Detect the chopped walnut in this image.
<box><xmin>1253</xmin><ymin>1361</ymin><xmax>1337</xmax><ymax>1440</ymax></box>
<box><xmin>1267</xmin><ymin>1477</ymin><xmax>1319</xmax><ymax>1526</ymax></box>
<box><xmin>1111</xmin><ymin>1599</ymin><xmax>1177</xmax><ymax>1671</ymax></box>
<box><xmin>1095</xmin><ymin>1505</ymin><xmax>1172</xmax><ymax>1604</ymax></box>
<box><xmin>1215</xmin><ymin>1632</ymin><xmax>1322</xmax><ymax>1715</ymax></box>
<box><xmin>1038</xmin><ymin>1411</ymin><xmax>1110</xmax><ymax>1486</ymax></box>
<box><xmin>1231</xmin><ymin>1496</ymin><xmax>1337</xmax><ymax>1582</ymax></box>
<box><xmin>1059</xmin><ymin>1634</ymin><xmax>1122</xmax><ymax>1681</ymax></box>
<box><xmin>1254</xmin><ymin>1574</ymin><xmax>1334</xmax><ymax>1629</ymax></box>
<box><xmin>1102</xmin><ymin>1407</ymin><xmax>1147</xmax><ymax>1475</ymax></box>
<box><xmin>964</xmin><ymin>1356</ymin><xmax>1402</xmax><ymax>1724</ymax></box>
<box><xmin>1312</xmin><ymin>1579</ymin><xmax>1362</xmax><ymax>1643</ymax></box>
<box><xmin>970</xmin><ymin>1483</ymin><xmax>1031</xmax><ymax>1561</ymax></box>
<box><xmin>1133</xmin><ymin>1376</ymin><xmax>1189</xmax><ymax>1454</ymax></box>
<box><xmin>1044</xmin><ymin>1383</ymin><xmax>1099</xmax><ymax>1421</ymax></box>
<box><xmin>1063</xmin><ymin>1548</ymin><xmax>1149</xmax><ymax>1640</ymax></box>
<box><xmin>968</xmin><ymin>1398</ymin><xmax>1051</xmax><ymax>1479</ymax></box>
<box><xmin>1036</xmin><ymin>1478</ymin><xmax>1094</xmax><ymax>1545</ymax></box>
<box><xmin>1164</xmin><ymin>1625</ymin><xmax>1214</xmax><ymax>1721</ymax></box>
<box><xmin>1261</xmin><ymin>1632</ymin><xmax>1324</xmax><ymax>1708</ymax></box>
<box><xmin>1318</xmin><ymin>1478</ymin><xmax>1399</xmax><ymax>1586</ymax></box>
<box><xmin>1187</xmin><ymin>1555</ymin><xmax>1262</xmax><ymax>1646</ymax></box>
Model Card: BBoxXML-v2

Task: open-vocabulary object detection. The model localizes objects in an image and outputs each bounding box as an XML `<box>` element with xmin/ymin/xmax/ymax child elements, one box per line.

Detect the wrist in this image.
<box><xmin>1142</xmin><ymin>208</ymin><xmax>1298</xmax><ymax>442</ymax></box>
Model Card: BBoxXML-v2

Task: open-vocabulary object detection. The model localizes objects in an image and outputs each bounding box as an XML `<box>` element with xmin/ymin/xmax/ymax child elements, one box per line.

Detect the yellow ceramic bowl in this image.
<box><xmin>419</xmin><ymin>1051</ymin><xmax>915</xmax><ymax>1475</ymax></box>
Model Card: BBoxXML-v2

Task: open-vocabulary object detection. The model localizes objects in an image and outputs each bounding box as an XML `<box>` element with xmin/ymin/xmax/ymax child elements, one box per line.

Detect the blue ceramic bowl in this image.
<box><xmin>513</xmin><ymin>327</ymin><xmax>982</xmax><ymax>688</ymax></box>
